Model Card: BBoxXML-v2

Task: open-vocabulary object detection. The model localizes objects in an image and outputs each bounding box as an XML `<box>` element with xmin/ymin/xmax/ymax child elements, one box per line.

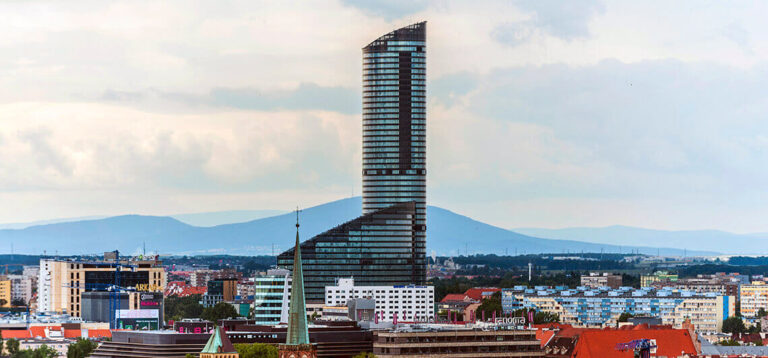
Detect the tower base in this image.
<box><xmin>278</xmin><ymin>343</ymin><xmax>317</xmax><ymax>358</ymax></box>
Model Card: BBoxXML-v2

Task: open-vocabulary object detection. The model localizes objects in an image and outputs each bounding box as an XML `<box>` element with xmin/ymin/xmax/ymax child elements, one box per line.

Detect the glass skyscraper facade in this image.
<box><xmin>278</xmin><ymin>22</ymin><xmax>427</xmax><ymax>302</ymax></box>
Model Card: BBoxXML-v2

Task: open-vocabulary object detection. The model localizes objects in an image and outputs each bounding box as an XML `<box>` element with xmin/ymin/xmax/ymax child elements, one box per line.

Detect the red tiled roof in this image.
<box><xmin>87</xmin><ymin>329</ymin><xmax>112</xmax><ymax>338</ymax></box>
<box><xmin>1</xmin><ymin>330</ymin><xmax>31</xmax><ymax>339</ymax></box>
<box><xmin>29</xmin><ymin>326</ymin><xmax>59</xmax><ymax>338</ymax></box>
<box><xmin>440</xmin><ymin>294</ymin><xmax>470</xmax><ymax>302</ymax></box>
<box><xmin>463</xmin><ymin>288</ymin><xmax>500</xmax><ymax>301</ymax></box>
<box><xmin>572</xmin><ymin>328</ymin><xmax>696</xmax><ymax>358</ymax></box>
<box><xmin>63</xmin><ymin>329</ymin><xmax>81</xmax><ymax>338</ymax></box>
<box><xmin>536</xmin><ymin>329</ymin><xmax>556</xmax><ymax>348</ymax></box>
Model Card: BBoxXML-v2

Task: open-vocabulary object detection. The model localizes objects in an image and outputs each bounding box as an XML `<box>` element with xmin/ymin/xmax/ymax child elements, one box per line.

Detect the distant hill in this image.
<box><xmin>514</xmin><ymin>226</ymin><xmax>768</xmax><ymax>255</ymax></box>
<box><xmin>170</xmin><ymin>210</ymin><xmax>288</xmax><ymax>227</ymax></box>
<box><xmin>0</xmin><ymin>197</ymin><xmax>717</xmax><ymax>256</ymax></box>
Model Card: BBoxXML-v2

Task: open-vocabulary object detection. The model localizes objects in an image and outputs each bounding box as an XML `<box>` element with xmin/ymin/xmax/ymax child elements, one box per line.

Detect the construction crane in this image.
<box><xmin>1</xmin><ymin>264</ymin><xmax>24</xmax><ymax>275</ymax></box>
<box><xmin>616</xmin><ymin>339</ymin><xmax>657</xmax><ymax>358</ymax></box>
<box><xmin>63</xmin><ymin>250</ymin><xmax>138</xmax><ymax>329</ymax></box>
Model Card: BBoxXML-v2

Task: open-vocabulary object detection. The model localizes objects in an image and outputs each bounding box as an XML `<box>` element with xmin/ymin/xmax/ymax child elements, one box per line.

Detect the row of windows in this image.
<box><xmin>364</xmin><ymin>58</ymin><xmax>399</xmax><ymax>64</ymax></box>
<box><xmin>412</xmin><ymin>69</ymin><xmax>425</xmax><ymax>74</ymax></box>
<box><xmin>365</xmin><ymin>85</ymin><xmax>399</xmax><ymax>91</ymax></box>
<box><xmin>362</xmin><ymin>191</ymin><xmax>425</xmax><ymax>197</ymax></box>
<box><xmin>387</xmin><ymin>46</ymin><xmax>419</xmax><ymax>51</ymax></box>
<box><xmin>387</xmin><ymin>40</ymin><xmax>425</xmax><ymax>46</ymax></box>
<box><xmin>364</xmin><ymin>63</ymin><xmax>400</xmax><ymax>69</ymax></box>
<box><xmin>364</xmin><ymin>158</ymin><xmax>402</xmax><ymax>164</ymax></box>
<box><xmin>364</xmin><ymin>74</ymin><xmax>400</xmax><ymax>80</ymax></box>
<box><xmin>364</xmin><ymin>52</ymin><xmax>399</xmax><ymax>58</ymax></box>
<box><xmin>363</xmin><ymin>90</ymin><xmax>425</xmax><ymax>97</ymax></box>
<box><xmin>412</xmin><ymin>63</ymin><xmax>425</xmax><ymax>68</ymax></box>
<box><xmin>365</xmin><ymin>80</ymin><xmax>400</xmax><ymax>86</ymax></box>
<box><xmin>363</xmin><ymin>69</ymin><xmax>399</xmax><ymax>74</ymax></box>
<box><xmin>363</xmin><ymin>114</ymin><xmax>399</xmax><ymax>119</ymax></box>
<box><xmin>364</xmin><ymin>102</ymin><xmax>400</xmax><ymax>108</ymax></box>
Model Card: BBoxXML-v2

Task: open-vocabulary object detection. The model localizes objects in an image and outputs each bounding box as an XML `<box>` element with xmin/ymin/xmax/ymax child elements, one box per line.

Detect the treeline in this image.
<box><xmin>446</xmin><ymin>254</ymin><xmax>634</xmax><ymax>272</ymax></box>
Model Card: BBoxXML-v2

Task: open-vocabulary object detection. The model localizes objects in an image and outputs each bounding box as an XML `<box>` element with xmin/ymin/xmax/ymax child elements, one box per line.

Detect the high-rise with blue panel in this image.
<box><xmin>278</xmin><ymin>22</ymin><xmax>427</xmax><ymax>301</ymax></box>
<box><xmin>362</xmin><ymin>21</ymin><xmax>427</xmax><ymax>283</ymax></box>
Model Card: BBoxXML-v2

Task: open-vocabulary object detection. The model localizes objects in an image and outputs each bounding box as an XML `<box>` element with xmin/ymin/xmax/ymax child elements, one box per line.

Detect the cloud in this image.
<box><xmin>101</xmin><ymin>83</ymin><xmax>359</xmax><ymax>114</ymax></box>
<box><xmin>491</xmin><ymin>0</ymin><xmax>605</xmax><ymax>46</ymax></box>
<box><xmin>341</xmin><ymin>0</ymin><xmax>431</xmax><ymax>21</ymax></box>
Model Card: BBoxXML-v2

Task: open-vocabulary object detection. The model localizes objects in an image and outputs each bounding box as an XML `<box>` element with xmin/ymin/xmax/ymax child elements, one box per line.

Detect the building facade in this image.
<box><xmin>0</xmin><ymin>279</ymin><xmax>10</xmax><ymax>307</ymax></box>
<box><xmin>580</xmin><ymin>273</ymin><xmax>622</xmax><ymax>289</ymax></box>
<box><xmin>38</xmin><ymin>257</ymin><xmax>165</xmax><ymax>317</ymax></box>
<box><xmin>372</xmin><ymin>328</ymin><xmax>543</xmax><ymax>357</ymax></box>
<box><xmin>740</xmin><ymin>281</ymin><xmax>768</xmax><ymax>317</ymax></box>
<box><xmin>325</xmin><ymin>278</ymin><xmax>434</xmax><ymax>322</ymax></box>
<box><xmin>361</xmin><ymin>21</ymin><xmax>427</xmax><ymax>282</ymax></box>
<box><xmin>8</xmin><ymin>274</ymin><xmax>33</xmax><ymax>305</ymax></box>
<box><xmin>502</xmin><ymin>286</ymin><xmax>734</xmax><ymax>333</ymax></box>
<box><xmin>252</xmin><ymin>269</ymin><xmax>291</xmax><ymax>325</ymax></box>
<box><xmin>277</xmin><ymin>22</ymin><xmax>428</xmax><ymax>302</ymax></box>
<box><xmin>640</xmin><ymin>271</ymin><xmax>679</xmax><ymax>287</ymax></box>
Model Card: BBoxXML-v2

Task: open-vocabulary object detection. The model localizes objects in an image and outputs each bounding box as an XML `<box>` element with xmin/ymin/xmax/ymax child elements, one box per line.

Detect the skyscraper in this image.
<box><xmin>362</xmin><ymin>21</ymin><xmax>427</xmax><ymax>276</ymax></box>
<box><xmin>278</xmin><ymin>22</ymin><xmax>427</xmax><ymax>302</ymax></box>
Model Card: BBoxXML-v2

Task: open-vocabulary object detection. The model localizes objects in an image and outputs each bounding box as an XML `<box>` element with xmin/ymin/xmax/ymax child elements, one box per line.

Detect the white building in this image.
<box><xmin>325</xmin><ymin>278</ymin><xmax>434</xmax><ymax>322</ymax></box>
<box><xmin>8</xmin><ymin>274</ymin><xmax>33</xmax><ymax>305</ymax></box>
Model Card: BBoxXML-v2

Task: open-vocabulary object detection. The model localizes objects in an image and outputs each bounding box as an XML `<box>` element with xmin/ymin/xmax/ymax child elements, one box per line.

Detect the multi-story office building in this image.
<box><xmin>251</xmin><ymin>269</ymin><xmax>291</xmax><ymax>325</ymax></box>
<box><xmin>278</xmin><ymin>22</ymin><xmax>428</xmax><ymax>302</ymax></box>
<box><xmin>202</xmin><ymin>278</ymin><xmax>237</xmax><ymax>308</ymax></box>
<box><xmin>580</xmin><ymin>272</ymin><xmax>622</xmax><ymax>289</ymax></box>
<box><xmin>373</xmin><ymin>327</ymin><xmax>543</xmax><ymax>357</ymax></box>
<box><xmin>740</xmin><ymin>281</ymin><xmax>768</xmax><ymax>317</ymax></box>
<box><xmin>502</xmin><ymin>286</ymin><xmax>734</xmax><ymax>333</ymax></box>
<box><xmin>38</xmin><ymin>256</ymin><xmax>166</xmax><ymax>317</ymax></box>
<box><xmin>325</xmin><ymin>278</ymin><xmax>434</xmax><ymax>322</ymax></box>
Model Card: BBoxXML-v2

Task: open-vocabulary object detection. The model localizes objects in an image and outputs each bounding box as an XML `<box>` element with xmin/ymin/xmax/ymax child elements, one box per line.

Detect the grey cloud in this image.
<box><xmin>493</xmin><ymin>0</ymin><xmax>605</xmax><ymax>45</ymax></box>
<box><xmin>17</xmin><ymin>128</ymin><xmax>74</xmax><ymax>177</ymax></box>
<box><xmin>341</xmin><ymin>0</ymin><xmax>430</xmax><ymax>21</ymax></box>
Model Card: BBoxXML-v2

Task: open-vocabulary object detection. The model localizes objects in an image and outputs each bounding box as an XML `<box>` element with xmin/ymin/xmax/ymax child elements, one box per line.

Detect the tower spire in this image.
<box><xmin>285</xmin><ymin>207</ymin><xmax>309</xmax><ymax>346</ymax></box>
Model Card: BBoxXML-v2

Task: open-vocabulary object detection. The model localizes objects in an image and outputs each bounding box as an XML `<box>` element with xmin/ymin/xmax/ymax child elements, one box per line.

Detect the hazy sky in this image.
<box><xmin>2</xmin><ymin>0</ymin><xmax>768</xmax><ymax>232</ymax></box>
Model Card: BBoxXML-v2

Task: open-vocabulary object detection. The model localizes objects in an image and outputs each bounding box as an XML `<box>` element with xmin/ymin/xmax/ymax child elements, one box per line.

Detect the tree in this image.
<box><xmin>12</xmin><ymin>344</ymin><xmax>58</xmax><ymax>358</ymax></box>
<box><xmin>718</xmin><ymin>339</ymin><xmax>740</xmax><ymax>346</ymax></box>
<box><xmin>352</xmin><ymin>353</ymin><xmax>377</xmax><ymax>358</ymax></box>
<box><xmin>509</xmin><ymin>309</ymin><xmax>560</xmax><ymax>324</ymax></box>
<box><xmin>6</xmin><ymin>338</ymin><xmax>20</xmax><ymax>355</ymax></box>
<box><xmin>11</xmin><ymin>298</ymin><xmax>26</xmax><ymax>307</ymax></box>
<box><xmin>165</xmin><ymin>294</ymin><xmax>204</xmax><ymax>322</ymax></box>
<box><xmin>476</xmin><ymin>292</ymin><xmax>503</xmax><ymax>320</ymax></box>
<box><xmin>617</xmin><ymin>312</ymin><xmax>634</xmax><ymax>323</ymax></box>
<box><xmin>234</xmin><ymin>343</ymin><xmax>278</xmax><ymax>358</ymax></box>
<box><xmin>185</xmin><ymin>354</ymin><xmax>197</xmax><ymax>358</ymax></box>
<box><xmin>748</xmin><ymin>321</ymin><xmax>763</xmax><ymax>334</ymax></box>
<box><xmin>0</xmin><ymin>298</ymin><xmax>7</xmax><ymax>307</ymax></box>
<box><xmin>67</xmin><ymin>338</ymin><xmax>99</xmax><ymax>358</ymax></box>
<box><xmin>201</xmin><ymin>302</ymin><xmax>239</xmax><ymax>323</ymax></box>
<box><xmin>722</xmin><ymin>316</ymin><xmax>746</xmax><ymax>334</ymax></box>
<box><xmin>758</xmin><ymin>308</ymin><xmax>767</xmax><ymax>318</ymax></box>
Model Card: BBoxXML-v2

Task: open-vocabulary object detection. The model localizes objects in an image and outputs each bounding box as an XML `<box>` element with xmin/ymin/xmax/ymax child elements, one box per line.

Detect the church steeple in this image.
<box><xmin>285</xmin><ymin>209</ymin><xmax>309</xmax><ymax>345</ymax></box>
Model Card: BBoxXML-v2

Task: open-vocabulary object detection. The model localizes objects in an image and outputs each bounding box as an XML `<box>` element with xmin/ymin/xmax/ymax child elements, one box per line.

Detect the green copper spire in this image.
<box><xmin>286</xmin><ymin>209</ymin><xmax>310</xmax><ymax>345</ymax></box>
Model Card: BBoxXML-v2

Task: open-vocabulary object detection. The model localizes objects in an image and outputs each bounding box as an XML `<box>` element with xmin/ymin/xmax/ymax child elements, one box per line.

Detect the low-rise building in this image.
<box><xmin>325</xmin><ymin>278</ymin><xmax>434</xmax><ymax>322</ymax></box>
<box><xmin>8</xmin><ymin>274</ymin><xmax>33</xmax><ymax>306</ymax></box>
<box><xmin>640</xmin><ymin>271</ymin><xmax>678</xmax><ymax>287</ymax></box>
<box><xmin>503</xmin><ymin>286</ymin><xmax>734</xmax><ymax>333</ymax></box>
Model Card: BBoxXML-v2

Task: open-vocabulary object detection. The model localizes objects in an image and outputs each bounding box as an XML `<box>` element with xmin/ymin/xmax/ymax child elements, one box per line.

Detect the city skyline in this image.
<box><xmin>3</xmin><ymin>1</ymin><xmax>768</xmax><ymax>233</ymax></box>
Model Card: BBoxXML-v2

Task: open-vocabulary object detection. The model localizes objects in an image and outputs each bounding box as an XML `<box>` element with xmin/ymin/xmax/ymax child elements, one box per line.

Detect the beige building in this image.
<box><xmin>0</xmin><ymin>278</ymin><xmax>10</xmax><ymax>307</ymax></box>
<box><xmin>39</xmin><ymin>257</ymin><xmax>165</xmax><ymax>317</ymax></box>
<box><xmin>740</xmin><ymin>281</ymin><xmax>768</xmax><ymax>317</ymax></box>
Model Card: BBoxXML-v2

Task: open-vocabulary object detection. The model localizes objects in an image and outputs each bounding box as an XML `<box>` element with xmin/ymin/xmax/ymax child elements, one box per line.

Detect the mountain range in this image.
<box><xmin>0</xmin><ymin>197</ymin><xmax>723</xmax><ymax>256</ymax></box>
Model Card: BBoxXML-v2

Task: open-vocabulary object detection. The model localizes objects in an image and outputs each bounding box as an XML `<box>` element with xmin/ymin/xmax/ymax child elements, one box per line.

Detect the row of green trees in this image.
<box><xmin>0</xmin><ymin>338</ymin><xmax>97</xmax><ymax>358</ymax></box>
<box><xmin>165</xmin><ymin>295</ymin><xmax>240</xmax><ymax>322</ymax></box>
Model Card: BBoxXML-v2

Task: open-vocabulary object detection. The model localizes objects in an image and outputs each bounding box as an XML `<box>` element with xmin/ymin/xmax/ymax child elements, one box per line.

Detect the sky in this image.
<box><xmin>2</xmin><ymin>0</ymin><xmax>768</xmax><ymax>233</ymax></box>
